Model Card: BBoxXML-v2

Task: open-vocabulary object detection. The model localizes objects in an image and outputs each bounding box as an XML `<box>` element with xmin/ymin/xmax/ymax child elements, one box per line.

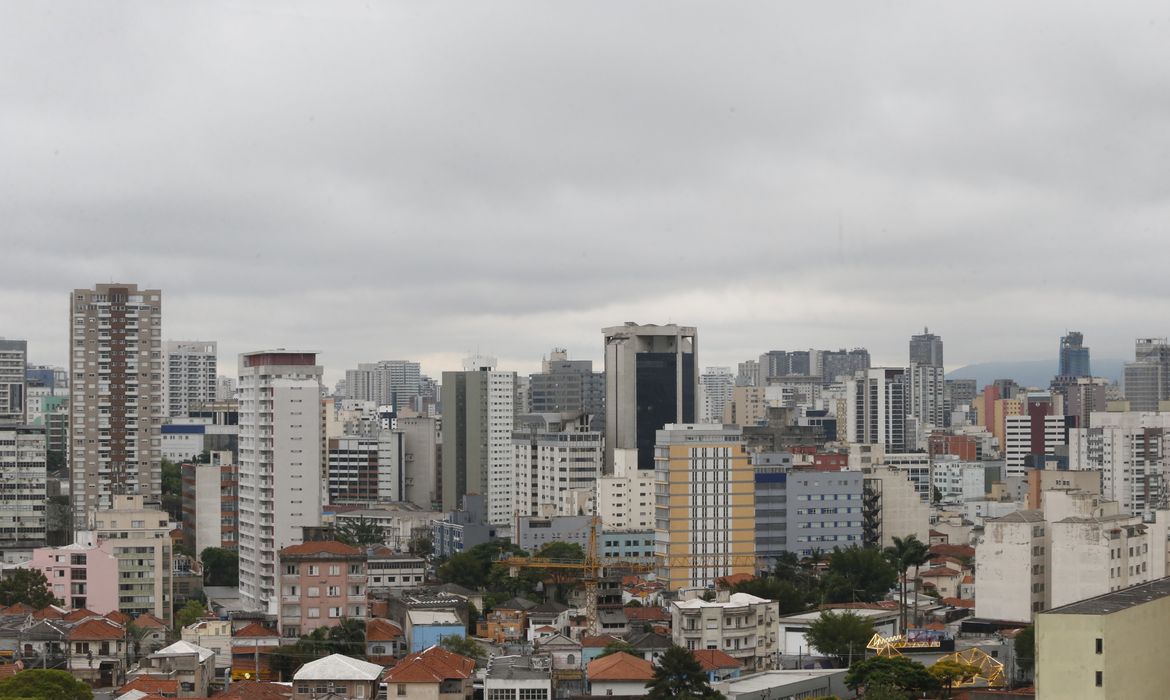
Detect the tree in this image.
<box><xmin>174</xmin><ymin>599</ymin><xmax>206</xmax><ymax>630</ymax></box>
<box><xmin>268</xmin><ymin>645</ymin><xmax>301</xmax><ymax>682</ymax></box>
<box><xmin>298</xmin><ymin>618</ymin><xmax>366</xmax><ymax>658</ymax></box>
<box><xmin>822</xmin><ymin>546</ymin><xmax>896</xmax><ymax>603</ymax></box>
<box><xmin>624</xmin><ymin>599</ymin><xmax>644</xmax><ymax>608</ymax></box>
<box><xmin>732</xmin><ymin>577</ymin><xmax>811</xmax><ymax>615</ymax></box>
<box><xmin>535</xmin><ymin>541</ymin><xmax>585</xmax><ymax>561</ymax></box>
<box><xmin>645</xmin><ymin>645</ymin><xmax>724</xmax><ymax>700</ymax></box>
<box><xmin>1014</xmin><ymin>625</ymin><xmax>1035</xmax><ymax>675</ymax></box>
<box><xmin>125</xmin><ymin>623</ymin><xmax>152</xmax><ymax>665</ymax></box>
<box><xmin>932</xmin><ymin>486</ymin><xmax>943</xmax><ymax>505</ymax></box>
<box><xmin>437</xmin><ymin>541</ymin><xmax>530</xmax><ymax>592</ymax></box>
<box><xmin>804</xmin><ymin>611</ymin><xmax>874</xmax><ymax>668</ymax></box>
<box><xmin>408</xmin><ymin>534</ymin><xmax>434</xmax><ymax>558</ymax></box>
<box><xmin>597</xmin><ymin>640</ymin><xmax>638</xmax><ymax>658</ymax></box>
<box><xmin>441</xmin><ymin>635</ymin><xmax>484</xmax><ymax>660</ymax></box>
<box><xmin>845</xmin><ymin>656</ymin><xmax>940</xmax><ymax>695</ymax></box>
<box><xmin>0</xmin><ymin>669</ymin><xmax>93</xmax><ymax>700</ymax></box>
<box><xmin>884</xmin><ymin>535</ymin><xmax>925</xmax><ymax>631</ymax></box>
<box><xmin>161</xmin><ymin>458</ymin><xmax>183</xmax><ymax>521</ymax></box>
<box><xmin>46</xmin><ymin>450</ymin><xmax>66</xmax><ymax>474</ymax></box>
<box><xmin>201</xmin><ymin>547</ymin><xmax>240</xmax><ymax>587</ymax></box>
<box><xmin>0</xmin><ymin>568</ymin><xmax>59</xmax><ymax>608</ymax></box>
<box><xmin>335</xmin><ymin>518</ymin><xmax>384</xmax><ymax>547</ymax></box>
<box><xmin>930</xmin><ymin>659</ymin><xmax>981</xmax><ymax>697</ymax></box>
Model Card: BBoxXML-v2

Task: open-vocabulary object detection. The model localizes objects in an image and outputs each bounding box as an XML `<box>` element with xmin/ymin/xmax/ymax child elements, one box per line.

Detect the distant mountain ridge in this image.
<box><xmin>946</xmin><ymin>359</ymin><xmax>1125</xmax><ymax>388</ymax></box>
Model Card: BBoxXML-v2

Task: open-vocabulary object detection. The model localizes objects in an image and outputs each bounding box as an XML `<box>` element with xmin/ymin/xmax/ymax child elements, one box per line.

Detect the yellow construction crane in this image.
<box><xmin>500</xmin><ymin>515</ymin><xmax>757</xmax><ymax>634</ymax></box>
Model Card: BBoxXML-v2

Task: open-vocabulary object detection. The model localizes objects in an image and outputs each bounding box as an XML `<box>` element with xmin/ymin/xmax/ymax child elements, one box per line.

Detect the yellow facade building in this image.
<box><xmin>654</xmin><ymin>424</ymin><xmax>755</xmax><ymax>590</ymax></box>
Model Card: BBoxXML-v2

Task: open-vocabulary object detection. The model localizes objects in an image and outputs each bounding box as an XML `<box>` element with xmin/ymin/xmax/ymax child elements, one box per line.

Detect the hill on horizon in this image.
<box><xmin>946</xmin><ymin>358</ymin><xmax>1125</xmax><ymax>388</ymax></box>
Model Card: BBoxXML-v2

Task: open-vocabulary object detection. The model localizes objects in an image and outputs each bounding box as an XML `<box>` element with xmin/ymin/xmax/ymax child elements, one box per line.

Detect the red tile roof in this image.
<box><xmin>580</xmin><ymin>634</ymin><xmax>625</xmax><ymax>648</ymax></box>
<box><xmin>119</xmin><ymin>676</ymin><xmax>180</xmax><ymax>695</ymax></box>
<box><xmin>920</xmin><ymin>567</ymin><xmax>961</xmax><ymax>578</ymax></box>
<box><xmin>32</xmin><ymin>606</ymin><xmax>66</xmax><ymax>620</ymax></box>
<box><xmin>134</xmin><ymin>613</ymin><xmax>169</xmax><ymax>629</ymax></box>
<box><xmin>69</xmin><ymin>617</ymin><xmax>125</xmax><ymax>641</ymax></box>
<box><xmin>930</xmin><ymin>543</ymin><xmax>976</xmax><ymax>559</ymax></box>
<box><xmin>366</xmin><ymin>618</ymin><xmax>402</xmax><ymax>642</ymax></box>
<box><xmin>623</xmin><ymin>608</ymin><xmax>669</xmax><ymax>622</ymax></box>
<box><xmin>278</xmin><ymin>540</ymin><xmax>363</xmax><ymax>557</ymax></box>
<box><xmin>0</xmin><ymin>662</ymin><xmax>24</xmax><ymax>680</ymax></box>
<box><xmin>384</xmin><ymin>646</ymin><xmax>475</xmax><ymax>683</ymax></box>
<box><xmin>212</xmin><ymin>680</ymin><xmax>294</xmax><ymax>699</ymax></box>
<box><xmin>106</xmin><ymin>610</ymin><xmax>133</xmax><ymax>625</ymax></box>
<box><xmin>691</xmin><ymin>649</ymin><xmax>742</xmax><ymax>671</ymax></box>
<box><xmin>715</xmin><ymin>573</ymin><xmax>756</xmax><ymax>588</ymax></box>
<box><xmin>234</xmin><ymin>622</ymin><xmax>281</xmax><ymax>639</ymax></box>
<box><xmin>0</xmin><ymin>603</ymin><xmax>32</xmax><ymax>615</ymax></box>
<box><xmin>943</xmin><ymin>597</ymin><xmax>976</xmax><ymax>609</ymax></box>
<box><xmin>587</xmin><ymin>652</ymin><xmax>654</xmax><ymax>682</ymax></box>
<box><xmin>62</xmin><ymin>608</ymin><xmax>100</xmax><ymax>622</ymax></box>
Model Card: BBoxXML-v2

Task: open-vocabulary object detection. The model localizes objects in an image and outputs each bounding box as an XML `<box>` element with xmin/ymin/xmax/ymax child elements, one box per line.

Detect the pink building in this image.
<box><xmin>29</xmin><ymin>533</ymin><xmax>119</xmax><ymax>614</ymax></box>
<box><xmin>278</xmin><ymin>541</ymin><xmax>367</xmax><ymax>639</ymax></box>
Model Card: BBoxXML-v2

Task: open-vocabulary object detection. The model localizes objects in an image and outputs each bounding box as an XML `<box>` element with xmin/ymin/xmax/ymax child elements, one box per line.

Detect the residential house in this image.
<box><xmin>692</xmin><ymin>649</ymin><xmax>742</xmax><ymax>683</ymax></box>
<box><xmin>382</xmin><ymin>646</ymin><xmax>476</xmax><ymax>700</ymax></box>
<box><xmin>623</xmin><ymin>607</ymin><xmax>670</xmax><ymax>635</ymax></box>
<box><xmin>670</xmin><ymin>592</ymin><xmax>780</xmax><ymax>672</ymax></box>
<box><xmin>586</xmin><ymin>651</ymin><xmax>654</xmax><ymax>696</ymax></box>
<box><xmin>526</xmin><ymin>601</ymin><xmax>569</xmax><ymax>641</ymax></box>
<box><xmin>68</xmin><ymin>616</ymin><xmax>127</xmax><ymax>687</ymax></box>
<box><xmin>292</xmin><ymin>653</ymin><xmax>386</xmax><ymax>700</ymax></box>
<box><xmin>484</xmin><ymin>655</ymin><xmax>552</xmax><ymax>700</ymax></box>
<box><xmin>278</xmin><ymin>540</ymin><xmax>368</xmax><ymax>640</ymax></box>
<box><xmin>117</xmin><ymin>676</ymin><xmax>180</xmax><ymax>698</ymax></box>
<box><xmin>579</xmin><ymin>635</ymin><xmax>625</xmax><ymax>666</ymax></box>
<box><xmin>181</xmin><ymin>618</ymin><xmax>232</xmax><ymax>678</ymax></box>
<box><xmin>18</xmin><ymin>618</ymin><xmax>69</xmax><ymax>667</ymax></box>
<box><xmin>918</xmin><ymin>567</ymin><xmax>964</xmax><ymax>599</ymax></box>
<box><xmin>230</xmin><ymin>622</ymin><xmax>281</xmax><ymax>682</ymax></box>
<box><xmin>213</xmin><ymin>680</ymin><xmax>294</xmax><ymax>700</ymax></box>
<box><xmin>406</xmin><ymin>610</ymin><xmax>465</xmax><ymax>653</ymax></box>
<box><xmin>478</xmin><ymin>597</ymin><xmax>534</xmax><ymax>644</ymax></box>
<box><xmin>626</xmin><ymin>631</ymin><xmax>672</xmax><ymax>663</ymax></box>
<box><xmin>534</xmin><ymin>633</ymin><xmax>582</xmax><ymax>674</ymax></box>
<box><xmin>131</xmin><ymin>613</ymin><xmax>170</xmax><ymax>655</ymax></box>
<box><xmin>366</xmin><ymin>618</ymin><xmax>405</xmax><ymax>665</ymax></box>
<box><xmin>126</xmin><ymin>640</ymin><xmax>216</xmax><ymax>698</ymax></box>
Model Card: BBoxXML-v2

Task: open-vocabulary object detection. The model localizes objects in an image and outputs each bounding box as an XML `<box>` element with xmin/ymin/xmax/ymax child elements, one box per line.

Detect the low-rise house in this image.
<box><xmin>407</xmin><ymin>610</ymin><xmax>465</xmax><ymax>653</ymax></box>
<box><xmin>181</xmin><ymin>618</ymin><xmax>232</xmax><ymax>677</ymax></box>
<box><xmin>671</xmin><ymin>592</ymin><xmax>780</xmax><ymax>672</ymax></box>
<box><xmin>626</xmin><ymin>631</ymin><xmax>672</xmax><ymax>663</ymax></box>
<box><xmin>68</xmin><ymin>616</ymin><xmax>127</xmax><ymax>687</ymax></box>
<box><xmin>776</xmin><ymin>607</ymin><xmax>899</xmax><ymax>663</ymax></box>
<box><xmin>623</xmin><ymin>606</ymin><xmax>670</xmax><ymax>634</ymax></box>
<box><xmin>127</xmin><ymin>640</ymin><xmax>216</xmax><ymax>698</ymax></box>
<box><xmin>213</xmin><ymin>680</ymin><xmax>294</xmax><ymax>700</ymax></box>
<box><xmin>278</xmin><ymin>541</ymin><xmax>368</xmax><ymax>640</ymax></box>
<box><xmin>713</xmin><ymin>669</ymin><xmax>850</xmax><ymax>700</ymax></box>
<box><xmin>534</xmin><ymin>633</ymin><xmax>582</xmax><ymax>674</ymax></box>
<box><xmin>292</xmin><ymin>653</ymin><xmax>385</xmax><ymax>700</ymax></box>
<box><xmin>586</xmin><ymin>651</ymin><xmax>653</xmax><ymax>696</ymax></box>
<box><xmin>579</xmin><ymin>635</ymin><xmax>625</xmax><ymax>666</ymax></box>
<box><xmin>131</xmin><ymin>613</ymin><xmax>170</xmax><ymax>654</ymax></box>
<box><xmin>231</xmin><ymin>622</ymin><xmax>281</xmax><ymax>682</ymax></box>
<box><xmin>19</xmin><ymin>618</ymin><xmax>69</xmax><ymax>667</ymax></box>
<box><xmin>692</xmin><ymin>649</ymin><xmax>743</xmax><ymax>682</ymax></box>
<box><xmin>366</xmin><ymin>546</ymin><xmax>427</xmax><ymax>591</ymax></box>
<box><xmin>366</xmin><ymin>618</ymin><xmax>405</xmax><ymax>665</ymax></box>
<box><xmin>117</xmin><ymin>676</ymin><xmax>180</xmax><ymax>698</ymax></box>
<box><xmin>918</xmin><ymin>567</ymin><xmax>964</xmax><ymax>599</ymax></box>
<box><xmin>526</xmin><ymin>601</ymin><xmax>569</xmax><ymax>641</ymax></box>
<box><xmin>484</xmin><ymin>655</ymin><xmax>552</xmax><ymax>700</ymax></box>
<box><xmin>383</xmin><ymin>645</ymin><xmax>476</xmax><ymax>700</ymax></box>
<box><xmin>478</xmin><ymin>598</ymin><xmax>534</xmax><ymax>644</ymax></box>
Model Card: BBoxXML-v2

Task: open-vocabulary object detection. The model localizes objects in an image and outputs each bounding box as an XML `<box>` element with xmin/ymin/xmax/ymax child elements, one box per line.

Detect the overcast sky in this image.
<box><xmin>3</xmin><ymin>1</ymin><xmax>1169</xmax><ymax>384</ymax></box>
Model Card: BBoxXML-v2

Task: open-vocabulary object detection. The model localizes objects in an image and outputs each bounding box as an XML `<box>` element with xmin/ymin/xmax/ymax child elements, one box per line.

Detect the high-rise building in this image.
<box><xmin>1124</xmin><ymin>338</ymin><xmax>1170</xmax><ymax>411</ymax></box>
<box><xmin>603</xmin><ymin>323</ymin><xmax>697</xmax><ymax>471</ymax></box>
<box><xmin>237</xmin><ymin>350</ymin><xmax>324</xmax><ymax>613</ymax></box>
<box><xmin>907</xmin><ymin>362</ymin><xmax>945</xmax><ymax>439</ymax></box>
<box><xmin>216</xmin><ymin>376</ymin><xmax>237</xmax><ymax>401</ymax></box>
<box><xmin>846</xmin><ymin>368</ymin><xmax>909</xmax><ymax>452</ymax></box>
<box><xmin>512</xmin><ymin>414</ymin><xmax>602</xmax><ymax>518</ymax></box>
<box><xmin>440</xmin><ymin>356</ymin><xmax>516</xmax><ymax>524</ymax></box>
<box><xmin>820</xmin><ymin>348</ymin><xmax>871</xmax><ymax>385</ymax></box>
<box><xmin>528</xmin><ymin>348</ymin><xmax>605</xmax><ymax>429</ymax></box>
<box><xmin>344</xmin><ymin>360</ymin><xmax>422</xmax><ymax>411</ymax></box>
<box><xmin>697</xmin><ymin>367</ymin><xmax>735</xmax><ymax>424</ymax></box>
<box><xmin>654</xmin><ymin>424</ymin><xmax>754</xmax><ymax>590</ymax></box>
<box><xmin>69</xmin><ymin>283</ymin><xmax>163</xmax><ymax>529</ymax></box>
<box><xmin>0</xmin><ymin>426</ymin><xmax>48</xmax><ymax>551</ymax></box>
<box><xmin>164</xmin><ymin>340</ymin><xmax>218</xmax><ymax>418</ymax></box>
<box><xmin>909</xmin><ymin>328</ymin><xmax>943</xmax><ymax>367</ymax></box>
<box><xmin>181</xmin><ymin>450</ymin><xmax>238</xmax><ymax>555</ymax></box>
<box><xmin>397</xmin><ymin>416</ymin><xmax>440</xmax><ymax>510</ymax></box>
<box><xmin>1069</xmin><ymin>411</ymin><xmax>1170</xmax><ymax>518</ymax></box>
<box><xmin>1058</xmin><ymin>331</ymin><xmax>1091</xmax><ymax>378</ymax></box>
<box><xmin>0</xmin><ymin>339</ymin><xmax>28</xmax><ymax>425</ymax></box>
<box><xmin>1003</xmin><ymin>394</ymin><xmax>1069</xmax><ymax>477</ymax></box>
<box><xmin>735</xmin><ymin>360</ymin><xmax>760</xmax><ymax>387</ymax></box>
<box><xmin>94</xmin><ymin>494</ymin><xmax>175</xmax><ymax>623</ymax></box>
<box><xmin>326</xmin><ymin>433</ymin><xmax>405</xmax><ymax>504</ymax></box>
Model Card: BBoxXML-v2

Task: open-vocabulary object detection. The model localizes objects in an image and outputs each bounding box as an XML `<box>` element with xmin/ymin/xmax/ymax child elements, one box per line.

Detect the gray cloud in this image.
<box><xmin>3</xmin><ymin>1</ymin><xmax>1170</xmax><ymax>383</ymax></box>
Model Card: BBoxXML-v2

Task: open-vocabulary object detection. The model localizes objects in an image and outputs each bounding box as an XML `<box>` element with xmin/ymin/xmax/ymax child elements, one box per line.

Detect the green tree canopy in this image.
<box><xmin>645</xmin><ymin>645</ymin><xmax>724</xmax><ymax>700</ymax></box>
<box><xmin>804</xmin><ymin>611</ymin><xmax>874</xmax><ymax>668</ymax></box>
<box><xmin>732</xmin><ymin>577</ymin><xmax>811</xmax><ymax>615</ymax></box>
<box><xmin>161</xmin><ymin>458</ymin><xmax>183</xmax><ymax>521</ymax></box>
<box><xmin>845</xmin><ymin>656</ymin><xmax>940</xmax><ymax>694</ymax></box>
<box><xmin>884</xmin><ymin>535</ymin><xmax>932</xmax><ymax>630</ymax></box>
<box><xmin>822</xmin><ymin>545</ymin><xmax>897</xmax><ymax>603</ymax></box>
<box><xmin>408</xmin><ymin>534</ymin><xmax>434</xmax><ymax>558</ymax></box>
<box><xmin>335</xmin><ymin>518</ymin><xmax>385</xmax><ymax>547</ymax></box>
<box><xmin>174</xmin><ymin>599</ymin><xmax>207</xmax><ymax>630</ymax></box>
<box><xmin>0</xmin><ymin>669</ymin><xmax>93</xmax><ymax>700</ymax></box>
<box><xmin>200</xmin><ymin>547</ymin><xmax>240</xmax><ymax>587</ymax></box>
<box><xmin>441</xmin><ymin>635</ymin><xmax>484</xmax><ymax>660</ymax></box>
<box><xmin>597</xmin><ymin>640</ymin><xmax>638</xmax><ymax>658</ymax></box>
<box><xmin>437</xmin><ymin>541</ymin><xmax>530</xmax><ymax>591</ymax></box>
<box><xmin>930</xmin><ymin>658</ymin><xmax>981</xmax><ymax>697</ymax></box>
<box><xmin>1014</xmin><ymin>625</ymin><xmax>1035</xmax><ymax>674</ymax></box>
<box><xmin>0</xmin><ymin>568</ymin><xmax>59</xmax><ymax>608</ymax></box>
<box><xmin>298</xmin><ymin>618</ymin><xmax>366</xmax><ymax>658</ymax></box>
<box><xmin>535</xmin><ymin>541</ymin><xmax>586</xmax><ymax>561</ymax></box>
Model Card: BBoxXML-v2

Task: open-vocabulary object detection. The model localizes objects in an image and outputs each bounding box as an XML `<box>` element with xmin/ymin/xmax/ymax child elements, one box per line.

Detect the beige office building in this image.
<box><xmin>69</xmin><ymin>284</ymin><xmax>163</xmax><ymax>529</ymax></box>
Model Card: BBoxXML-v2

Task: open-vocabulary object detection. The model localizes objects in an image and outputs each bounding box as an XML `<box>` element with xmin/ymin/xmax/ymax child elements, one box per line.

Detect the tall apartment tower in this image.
<box><xmin>528</xmin><ymin>348</ymin><xmax>605</xmax><ymax>428</ymax></box>
<box><xmin>820</xmin><ymin>348</ymin><xmax>871</xmax><ymax>385</ymax></box>
<box><xmin>69</xmin><ymin>284</ymin><xmax>163</xmax><ymax>529</ymax></box>
<box><xmin>1124</xmin><ymin>338</ymin><xmax>1170</xmax><ymax>412</ymax></box>
<box><xmin>846</xmin><ymin>367</ymin><xmax>909</xmax><ymax>452</ymax></box>
<box><xmin>163</xmin><ymin>340</ymin><xmax>218</xmax><ymax>418</ymax></box>
<box><xmin>909</xmin><ymin>327</ymin><xmax>944</xmax><ymax>367</ymax></box>
<box><xmin>603</xmin><ymin>323</ymin><xmax>697</xmax><ymax>471</ymax></box>
<box><xmin>698</xmin><ymin>367</ymin><xmax>735</xmax><ymax>424</ymax></box>
<box><xmin>440</xmin><ymin>356</ymin><xmax>516</xmax><ymax>524</ymax></box>
<box><xmin>654</xmin><ymin>424</ymin><xmax>755</xmax><ymax>589</ymax></box>
<box><xmin>344</xmin><ymin>360</ymin><xmax>422</xmax><ymax>411</ymax></box>
<box><xmin>1058</xmin><ymin>331</ymin><xmax>1091</xmax><ymax>378</ymax></box>
<box><xmin>237</xmin><ymin>350</ymin><xmax>324</xmax><ymax>613</ymax></box>
<box><xmin>0</xmin><ymin>339</ymin><xmax>27</xmax><ymax>425</ymax></box>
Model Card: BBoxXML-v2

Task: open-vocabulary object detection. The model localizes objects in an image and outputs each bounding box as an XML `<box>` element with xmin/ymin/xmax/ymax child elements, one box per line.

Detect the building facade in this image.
<box><xmin>69</xmin><ymin>283</ymin><xmax>163</xmax><ymax>529</ymax></box>
<box><xmin>698</xmin><ymin>368</ymin><xmax>735</xmax><ymax>425</ymax></box>
<box><xmin>1069</xmin><ymin>411</ymin><xmax>1170</xmax><ymax>518</ymax></box>
<box><xmin>327</xmin><ymin>433</ymin><xmax>405</xmax><ymax>505</ymax></box>
<box><xmin>0</xmin><ymin>426</ymin><xmax>48</xmax><ymax>550</ymax></box>
<box><xmin>181</xmin><ymin>451</ymin><xmax>238</xmax><ymax>555</ymax></box>
<box><xmin>671</xmin><ymin>592</ymin><xmax>780</xmax><ymax>672</ymax></box>
<box><xmin>94</xmin><ymin>494</ymin><xmax>174</xmax><ymax>623</ymax></box>
<box><xmin>278</xmin><ymin>541</ymin><xmax>367</xmax><ymax>639</ymax></box>
<box><xmin>846</xmin><ymin>368</ymin><xmax>909</xmax><ymax>452</ymax></box>
<box><xmin>163</xmin><ymin>340</ymin><xmax>218</xmax><ymax>418</ymax></box>
<box><xmin>1058</xmin><ymin>331</ymin><xmax>1091</xmax><ymax>378</ymax></box>
<box><xmin>344</xmin><ymin>360</ymin><xmax>422</xmax><ymax>411</ymax></box>
<box><xmin>511</xmin><ymin>416</ymin><xmax>602</xmax><ymax>518</ymax></box>
<box><xmin>237</xmin><ymin>350</ymin><xmax>324</xmax><ymax>613</ymax></box>
<box><xmin>0</xmin><ymin>339</ymin><xmax>27</xmax><ymax>425</ymax></box>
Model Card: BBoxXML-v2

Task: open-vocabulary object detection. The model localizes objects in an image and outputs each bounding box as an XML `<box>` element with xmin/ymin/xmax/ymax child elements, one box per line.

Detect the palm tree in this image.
<box><xmin>904</xmin><ymin>540</ymin><xmax>937</xmax><ymax>627</ymax></box>
<box><xmin>884</xmin><ymin>535</ymin><xmax>922</xmax><ymax>633</ymax></box>
<box><xmin>125</xmin><ymin>622</ymin><xmax>151</xmax><ymax>666</ymax></box>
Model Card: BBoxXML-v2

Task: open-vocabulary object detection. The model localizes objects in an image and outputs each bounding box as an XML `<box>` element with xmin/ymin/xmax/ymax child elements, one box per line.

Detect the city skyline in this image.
<box><xmin>3</xmin><ymin>3</ymin><xmax>1170</xmax><ymax>385</ymax></box>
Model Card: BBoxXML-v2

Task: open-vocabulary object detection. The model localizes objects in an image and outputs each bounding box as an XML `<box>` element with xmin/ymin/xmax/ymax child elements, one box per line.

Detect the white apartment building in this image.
<box><xmin>0</xmin><ymin>339</ymin><xmax>27</xmax><ymax>425</ymax></box>
<box><xmin>69</xmin><ymin>284</ymin><xmax>163</xmax><ymax>529</ymax></box>
<box><xmin>512</xmin><ymin>420</ymin><xmax>602</xmax><ymax>518</ymax></box>
<box><xmin>326</xmin><ymin>433</ymin><xmax>404</xmax><ymax>505</ymax></box>
<box><xmin>215</xmin><ymin>376</ymin><xmax>236</xmax><ymax>401</ymax></box>
<box><xmin>671</xmin><ymin>591</ymin><xmax>780</xmax><ymax>672</ymax></box>
<box><xmin>698</xmin><ymin>367</ymin><xmax>735</xmax><ymax>424</ymax></box>
<box><xmin>862</xmin><ymin>466</ymin><xmax>930</xmax><ymax>549</ymax></box>
<box><xmin>344</xmin><ymin>360</ymin><xmax>421</xmax><ymax>411</ymax></box>
<box><xmin>1004</xmin><ymin>413</ymin><xmax>1069</xmax><ymax>477</ymax></box>
<box><xmin>975</xmin><ymin>489</ymin><xmax>1170</xmax><ymax>623</ymax></box>
<box><xmin>907</xmin><ymin>362</ymin><xmax>945</xmax><ymax>442</ymax></box>
<box><xmin>398</xmin><ymin>416</ymin><xmax>440</xmax><ymax>510</ymax></box>
<box><xmin>94</xmin><ymin>494</ymin><xmax>174</xmax><ymax>624</ymax></box>
<box><xmin>596</xmin><ymin>449</ymin><xmax>656</xmax><ymax>531</ymax></box>
<box><xmin>164</xmin><ymin>341</ymin><xmax>218</xmax><ymax>418</ymax></box>
<box><xmin>237</xmin><ymin>350</ymin><xmax>324</xmax><ymax>613</ymax></box>
<box><xmin>931</xmin><ymin>458</ymin><xmax>987</xmax><ymax>503</ymax></box>
<box><xmin>0</xmin><ymin>427</ymin><xmax>48</xmax><ymax>548</ymax></box>
<box><xmin>877</xmin><ymin>452</ymin><xmax>932</xmax><ymax>501</ymax></box>
<box><xmin>846</xmin><ymin>368</ymin><xmax>909</xmax><ymax>452</ymax></box>
<box><xmin>1069</xmin><ymin>411</ymin><xmax>1170</xmax><ymax>518</ymax></box>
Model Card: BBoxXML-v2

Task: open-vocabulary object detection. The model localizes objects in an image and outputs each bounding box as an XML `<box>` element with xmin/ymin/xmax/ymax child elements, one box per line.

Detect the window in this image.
<box><xmin>308</xmin><ymin>587</ymin><xmax>320</xmax><ymax>597</ymax></box>
<box><xmin>308</xmin><ymin>565</ymin><xmax>319</xmax><ymax>576</ymax></box>
<box><xmin>307</xmin><ymin>608</ymin><xmax>320</xmax><ymax>618</ymax></box>
<box><xmin>1096</xmin><ymin>671</ymin><xmax>1103</xmax><ymax>687</ymax></box>
<box><xmin>397</xmin><ymin>684</ymin><xmax>407</xmax><ymax>696</ymax></box>
<box><xmin>1095</xmin><ymin>638</ymin><xmax>1103</xmax><ymax>654</ymax></box>
<box><xmin>329</xmin><ymin>565</ymin><xmax>341</xmax><ymax>576</ymax></box>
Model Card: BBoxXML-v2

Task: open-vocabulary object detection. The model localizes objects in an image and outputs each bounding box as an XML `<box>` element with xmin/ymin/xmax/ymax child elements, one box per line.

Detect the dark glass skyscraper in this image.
<box><xmin>1059</xmin><ymin>331</ymin><xmax>1091</xmax><ymax>378</ymax></box>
